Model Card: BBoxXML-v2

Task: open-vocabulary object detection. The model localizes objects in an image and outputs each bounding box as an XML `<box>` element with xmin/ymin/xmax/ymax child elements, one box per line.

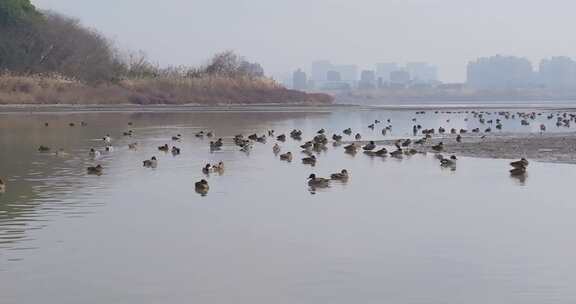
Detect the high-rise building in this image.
<box><xmin>539</xmin><ymin>57</ymin><xmax>576</xmax><ymax>89</ymax></box>
<box><xmin>406</xmin><ymin>62</ymin><xmax>438</xmax><ymax>84</ymax></box>
<box><xmin>359</xmin><ymin>70</ymin><xmax>376</xmax><ymax>89</ymax></box>
<box><xmin>326</xmin><ymin>70</ymin><xmax>341</xmax><ymax>82</ymax></box>
<box><xmin>375</xmin><ymin>63</ymin><xmax>398</xmax><ymax>82</ymax></box>
<box><xmin>332</xmin><ymin>65</ymin><xmax>358</xmax><ymax>83</ymax></box>
<box><xmin>311</xmin><ymin>60</ymin><xmax>332</xmax><ymax>83</ymax></box>
<box><xmin>390</xmin><ymin>70</ymin><xmax>410</xmax><ymax>85</ymax></box>
<box><xmin>467</xmin><ymin>55</ymin><xmax>535</xmax><ymax>89</ymax></box>
<box><xmin>292</xmin><ymin>69</ymin><xmax>308</xmax><ymax>90</ymax></box>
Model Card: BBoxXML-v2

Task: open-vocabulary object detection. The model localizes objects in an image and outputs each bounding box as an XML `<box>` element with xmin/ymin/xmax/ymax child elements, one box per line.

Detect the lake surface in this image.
<box><xmin>2</xmin><ymin>106</ymin><xmax>576</xmax><ymax>304</ymax></box>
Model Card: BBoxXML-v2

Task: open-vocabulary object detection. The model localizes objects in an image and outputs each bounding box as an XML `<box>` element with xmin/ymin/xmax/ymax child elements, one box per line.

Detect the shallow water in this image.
<box><xmin>1</xmin><ymin>107</ymin><xmax>576</xmax><ymax>304</ymax></box>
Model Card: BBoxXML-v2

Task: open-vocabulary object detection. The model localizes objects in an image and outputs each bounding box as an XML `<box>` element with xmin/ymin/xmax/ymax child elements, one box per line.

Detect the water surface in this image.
<box><xmin>1</xmin><ymin>107</ymin><xmax>576</xmax><ymax>304</ymax></box>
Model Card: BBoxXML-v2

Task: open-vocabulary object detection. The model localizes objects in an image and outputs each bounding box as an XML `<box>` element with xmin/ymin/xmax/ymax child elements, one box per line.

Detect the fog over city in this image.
<box><xmin>32</xmin><ymin>0</ymin><xmax>576</xmax><ymax>82</ymax></box>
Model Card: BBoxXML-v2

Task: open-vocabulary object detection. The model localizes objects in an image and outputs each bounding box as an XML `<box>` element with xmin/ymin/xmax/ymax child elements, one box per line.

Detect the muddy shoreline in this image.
<box><xmin>345</xmin><ymin>132</ymin><xmax>576</xmax><ymax>164</ymax></box>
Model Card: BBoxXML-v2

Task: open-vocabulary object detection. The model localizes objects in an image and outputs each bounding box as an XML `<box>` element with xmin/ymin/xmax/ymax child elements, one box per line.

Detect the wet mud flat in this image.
<box><xmin>352</xmin><ymin>132</ymin><xmax>576</xmax><ymax>164</ymax></box>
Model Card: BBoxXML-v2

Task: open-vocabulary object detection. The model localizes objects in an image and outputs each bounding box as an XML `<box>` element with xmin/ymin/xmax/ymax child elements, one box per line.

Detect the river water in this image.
<box><xmin>1</xmin><ymin>107</ymin><xmax>576</xmax><ymax>303</ymax></box>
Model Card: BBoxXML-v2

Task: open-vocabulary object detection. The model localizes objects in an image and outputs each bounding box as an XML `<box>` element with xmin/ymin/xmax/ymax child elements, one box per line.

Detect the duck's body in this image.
<box><xmin>431</xmin><ymin>142</ymin><xmax>444</xmax><ymax>152</ymax></box>
<box><xmin>308</xmin><ymin>174</ymin><xmax>330</xmax><ymax>188</ymax></box>
<box><xmin>89</xmin><ymin>148</ymin><xmax>101</xmax><ymax>158</ymax></box>
<box><xmin>128</xmin><ymin>143</ymin><xmax>138</xmax><ymax>150</ymax></box>
<box><xmin>213</xmin><ymin>161</ymin><xmax>225</xmax><ymax>172</ymax></box>
<box><xmin>158</xmin><ymin>144</ymin><xmax>169</xmax><ymax>152</ymax></box>
<box><xmin>171</xmin><ymin>146</ymin><xmax>181</xmax><ymax>155</ymax></box>
<box><xmin>510</xmin><ymin>158</ymin><xmax>529</xmax><ymax>169</ymax></box>
<box><xmin>343</xmin><ymin>128</ymin><xmax>352</xmax><ymax>135</ymax></box>
<box><xmin>273</xmin><ymin>143</ymin><xmax>281</xmax><ymax>154</ymax></box>
<box><xmin>355</xmin><ymin>133</ymin><xmax>362</xmax><ymax>140</ymax></box>
<box><xmin>302</xmin><ymin>155</ymin><xmax>317</xmax><ymax>165</ymax></box>
<box><xmin>344</xmin><ymin>143</ymin><xmax>358</xmax><ymax>153</ymax></box>
<box><xmin>202</xmin><ymin>164</ymin><xmax>212</xmax><ymax>174</ymax></box>
<box><xmin>390</xmin><ymin>148</ymin><xmax>403</xmax><ymax>158</ymax></box>
<box><xmin>38</xmin><ymin>145</ymin><xmax>50</xmax><ymax>152</ymax></box>
<box><xmin>87</xmin><ymin>165</ymin><xmax>103</xmax><ymax>175</ymax></box>
<box><xmin>330</xmin><ymin>170</ymin><xmax>349</xmax><ymax>181</ymax></box>
<box><xmin>363</xmin><ymin>141</ymin><xmax>376</xmax><ymax>151</ymax></box>
<box><xmin>0</xmin><ymin>178</ymin><xmax>6</xmax><ymax>193</ymax></box>
<box><xmin>510</xmin><ymin>167</ymin><xmax>527</xmax><ymax>176</ymax></box>
<box><xmin>440</xmin><ymin>155</ymin><xmax>457</xmax><ymax>167</ymax></box>
<box><xmin>195</xmin><ymin>179</ymin><xmax>210</xmax><ymax>193</ymax></box>
<box><xmin>105</xmin><ymin>145</ymin><xmax>114</xmax><ymax>152</ymax></box>
<box><xmin>279</xmin><ymin>152</ymin><xmax>293</xmax><ymax>161</ymax></box>
<box><xmin>143</xmin><ymin>157</ymin><xmax>158</xmax><ymax>168</ymax></box>
<box><xmin>277</xmin><ymin>134</ymin><xmax>286</xmax><ymax>142</ymax></box>
<box><xmin>103</xmin><ymin>135</ymin><xmax>111</xmax><ymax>143</ymax></box>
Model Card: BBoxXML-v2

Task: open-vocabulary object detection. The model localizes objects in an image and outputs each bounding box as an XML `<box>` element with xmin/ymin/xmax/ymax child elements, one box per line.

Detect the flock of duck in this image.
<box><xmin>1</xmin><ymin>108</ymin><xmax>574</xmax><ymax>196</ymax></box>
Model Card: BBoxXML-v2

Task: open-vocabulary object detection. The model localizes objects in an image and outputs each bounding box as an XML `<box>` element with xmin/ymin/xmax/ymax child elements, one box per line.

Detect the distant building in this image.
<box><xmin>406</xmin><ymin>62</ymin><xmax>438</xmax><ymax>84</ymax></box>
<box><xmin>359</xmin><ymin>70</ymin><xmax>376</xmax><ymax>89</ymax></box>
<box><xmin>310</xmin><ymin>60</ymin><xmax>358</xmax><ymax>88</ymax></box>
<box><xmin>539</xmin><ymin>57</ymin><xmax>576</xmax><ymax>89</ymax></box>
<box><xmin>332</xmin><ymin>65</ymin><xmax>358</xmax><ymax>83</ymax></box>
<box><xmin>326</xmin><ymin>70</ymin><xmax>341</xmax><ymax>82</ymax></box>
<box><xmin>467</xmin><ymin>55</ymin><xmax>535</xmax><ymax>89</ymax></box>
<box><xmin>292</xmin><ymin>69</ymin><xmax>308</xmax><ymax>90</ymax></box>
<box><xmin>390</xmin><ymin>70</ymin><xmax>410</xmax><ymax>85</ymax></box>
<box><xmin>376</xmin><ymin>62</ymin><xmax>398</xmax><ymax>82</ymax></box>
<box><xmin>311</xmin><ymin>60</ymin><xmax>332</xmax><ymax>83</ymax></box>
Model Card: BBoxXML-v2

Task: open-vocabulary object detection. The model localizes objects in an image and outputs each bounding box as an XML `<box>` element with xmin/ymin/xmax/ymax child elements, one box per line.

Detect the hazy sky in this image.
<box><xmin>33</xmin><ymin>0</ymin><xmax>576</xmax><ymax>82</ymax></box>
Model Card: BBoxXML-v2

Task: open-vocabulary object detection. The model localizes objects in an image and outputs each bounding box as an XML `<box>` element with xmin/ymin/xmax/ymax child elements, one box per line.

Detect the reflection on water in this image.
<box><xmin>1</xmin><ymin>108</ymin><xmax>576</xmax><ymax>303</ymax></box>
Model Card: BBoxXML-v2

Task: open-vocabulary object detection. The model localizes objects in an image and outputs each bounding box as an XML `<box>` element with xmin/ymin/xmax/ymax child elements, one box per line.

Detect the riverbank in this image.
<box><xmin>0</xmin><ymin>74</ymin><xmax>332</xmax><ymax>106</ymax></box>
<box><xmin>350</xmin><ymin>132</ymin><xmax>576</xmax><ymax>164</ymax></box>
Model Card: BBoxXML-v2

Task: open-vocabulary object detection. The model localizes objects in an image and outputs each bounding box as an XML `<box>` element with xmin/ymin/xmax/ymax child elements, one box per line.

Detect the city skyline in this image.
<box><xmin>32</xmin><ymin>0</ymin><xmax>576</xmax><ymax>83</ymax></box>
<box><xmin>288</xmin><ymin>55</ymin><xmax>576</xmax><ymax>90</ymax></box>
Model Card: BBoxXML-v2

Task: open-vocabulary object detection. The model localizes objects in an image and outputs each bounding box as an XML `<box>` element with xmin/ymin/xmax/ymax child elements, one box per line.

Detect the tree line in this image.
<box><xmin>0</xmin><ymin>0</ymin><xmax>265</xmax><ymax>84</ymax></box>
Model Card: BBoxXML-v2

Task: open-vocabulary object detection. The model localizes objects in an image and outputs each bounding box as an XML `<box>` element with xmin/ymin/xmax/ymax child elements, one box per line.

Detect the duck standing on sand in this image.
<box><xmin>330</xmin><ymin>169</ymin><xmax>349</xmax><ymax>181</ymax></box>
<box><xmin>431</xmin><ymin>142</ymin><xmax>444</xmax><ymax>152</ymax></box>
<box><xmin>38</xmin><ymin>145</ymin><xmax>51</xmax><ymax>152</ymax></box>
<box><xmin>363</xmin><ymin>141</ymin><xmax>376</xmax><ymax>151</ymax></box>
<box><xmin>0</xmin><ymin>178</ymin><xmax>6</xmax><ymax>193</ymax></box>
<box><xmin>355</xmin><ymin>133</ymin><xmax>362</xmax><ymax>140</ymax></box>
<box><xmin>308</xmin><ymin>174</ymin><xmax>330</xmax><ymax>188</ymax></box>
<box><xmin>103</xmin><ymin>135</ymin><xmax>111</xmax><ymax>143</ymax></box>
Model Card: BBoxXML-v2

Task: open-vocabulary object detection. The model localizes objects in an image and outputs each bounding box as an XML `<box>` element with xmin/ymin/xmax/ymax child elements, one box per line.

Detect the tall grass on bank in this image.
<box><xmin>0</xmin><ymin>73</ymin><xmax>332</xmax><ymax>105</ymax></box>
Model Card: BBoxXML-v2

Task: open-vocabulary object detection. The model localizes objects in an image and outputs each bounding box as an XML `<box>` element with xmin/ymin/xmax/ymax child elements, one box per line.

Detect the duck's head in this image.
<box><xmin>341</xmin><ymin>169</ymin><xmax>348</xmax><ymax>174</ymax></box>
<box><xmin>96</xmin><ymin>165</ymin><xmax>103</xmax><ymax>169</ymax></box>
<box><xmin>199</xmin><ymin>179</ymin><xmax>208</xmax><ymax>185</ymax></box>
<box><xmin>151</xmin><ymin>156</ymin><xmax>157</xmax><ymax>160</ymax></box>
<box><xmin>308</xmin><ymin>174</ymin><xmax>316</xmax><ymax>179</ymax></box>
<box><xmin>90</xmin><ymin>148</ymin><xmax>95</xmax><ymax>152</ymax></box>
<box><xmin>450</xmin><ymin>155</ymin><xmax>457</xmax><ymax>160</ymax></box>
<box><xmin>370</xmin><ymin>141</ymin><xmax>375</xmax><ymax>144</ymax></box>
<box><xmin>204</xmin><ymin>164</ymin><xmax>211</xmax><ymax>169</ymax></box>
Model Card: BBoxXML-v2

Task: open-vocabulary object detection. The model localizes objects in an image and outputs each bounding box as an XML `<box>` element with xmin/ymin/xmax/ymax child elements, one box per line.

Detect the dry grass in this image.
<box><xmin>0</xmin><ymin>73</ymin><xmax>332</xmax><ymax>105</ymax></box>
